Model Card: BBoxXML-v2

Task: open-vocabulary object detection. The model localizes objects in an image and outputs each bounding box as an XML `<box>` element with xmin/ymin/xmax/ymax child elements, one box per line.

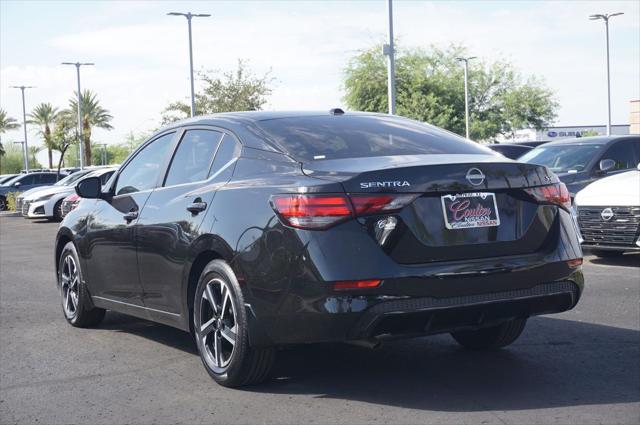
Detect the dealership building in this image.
<box><xmin>500</xmin><ymin>99</ymin><xmax>639</xmax><ymax>142</ymax></box>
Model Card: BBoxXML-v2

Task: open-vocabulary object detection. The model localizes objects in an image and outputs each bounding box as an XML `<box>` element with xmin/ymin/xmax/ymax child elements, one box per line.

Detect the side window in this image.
<box><xmin>602</xmin><ymin>141</ymin><xmax>640</xmax><ymax>171</ymax></box>
<box><xmin>115</xmin><ymin>132</ymin><xmax>175</xmax><ymax>196</ymax></box>
<box><xmin>99</xmin><ymin>171</ymin><xmax>115</xmax><ymax>185</ymax></box>
<box><xmin>19</xmin><ymin>174</ymin><xmax>37</xmax><ymax>185</ymax></box>
<box><xmin>208</xmin><ymin>134</ymin><xmax>241</xmax><ymax>178</ymax></box>
<box><xmin>40</xmin><ymin>174</ymin><xmax>58</xmax><ymax>184</ymax></box>
<box><xmin>164</xmin><ymin>129</ymin><xmax>223</xmax><ymax>187</ymax></box>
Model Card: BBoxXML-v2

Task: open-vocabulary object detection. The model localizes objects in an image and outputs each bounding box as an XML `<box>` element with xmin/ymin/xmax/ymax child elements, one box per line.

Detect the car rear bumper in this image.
<box><xmin>246</xmin><ymin>266</ymin><xmax>583</xmax><ymax>347</ymax></box>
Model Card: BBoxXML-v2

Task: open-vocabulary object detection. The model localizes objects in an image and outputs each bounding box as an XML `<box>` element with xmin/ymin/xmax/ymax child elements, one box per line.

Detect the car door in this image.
<box><xmin>82</xmin><ymin>131</ymin><xmax>177</xmax><ymax>307</ymax></box>
<box><xmin>137</xmin><ymin>128</ymin><xmax>242</xmax><ymax>318</ymax></box>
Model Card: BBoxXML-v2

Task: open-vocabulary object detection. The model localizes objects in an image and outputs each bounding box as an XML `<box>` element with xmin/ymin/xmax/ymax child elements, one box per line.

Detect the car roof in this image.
<box><xmin>543</xmin><ymin>135</ymin><xmax>638</xmax><ymax>146</ymax></box>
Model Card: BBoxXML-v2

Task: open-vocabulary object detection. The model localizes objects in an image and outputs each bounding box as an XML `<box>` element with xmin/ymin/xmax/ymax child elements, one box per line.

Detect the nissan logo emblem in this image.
<box><xmin>465</xmin><ymin>168</ymin><xmax>485</xmax><ymax>186</ymax></box>
<box><xmin>600</xmin><ymin>208</ymin><xmax>614</xmax><ymax>221</ymax></box>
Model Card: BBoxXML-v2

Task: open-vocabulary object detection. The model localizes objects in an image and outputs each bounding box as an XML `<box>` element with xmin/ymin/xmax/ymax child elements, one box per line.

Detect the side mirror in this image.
<box><xmin>599</xmin><ymin>159</ymin><xmax>615</xmax><ymax>173</ymax></box>
<box><xmin>13</xmin><ymin>182</ymin><xmax>21</xmax><ymax>188</ymax></box>
<box><xmin>75</xmin><ymin>176</ymin><xmax>102</xmax><ymax>199</ymax></box>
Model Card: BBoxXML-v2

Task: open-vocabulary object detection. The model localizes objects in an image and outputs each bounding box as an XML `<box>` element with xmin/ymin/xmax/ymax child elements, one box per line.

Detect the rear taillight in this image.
<box><xmin>270</xmin><ymin>193</ymin><xmax>417</xmax><ymax>230</ymax></box>
<box><xmin>333</xmin><ymin>279</ymin><xmax>382</xmax><ymax>291</ymax></box>
<box><xmin>524</xmin><ymin>183</ymin><xmax>571</xmax><ymax>211</ymax></box>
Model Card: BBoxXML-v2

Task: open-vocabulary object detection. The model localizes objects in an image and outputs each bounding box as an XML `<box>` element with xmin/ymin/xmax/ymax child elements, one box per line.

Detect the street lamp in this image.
<box><xmin>167</xmin><ymin>11</ymin><xmax>211</xmax><ymax>117</ymax></box>
<box><xmin>10</xmin><ymin>85</ymin><xmax>34</xmax><ymax>172</ymax></box>
<box><xmin>62</xmin><ymin>62</ymin><xmax>94</xmax><ymax>169</ymax></box>
<box><xmin>589</xmin><ymin>12</ymin><xmax>624</xmax><ymax>136</ymax></box>
<box><xmin>455</xmin><ymin>56</ymin><xmax>477</xmax><ymax>140</ymax></box>
<box><xmin>383</xmin><ymin>0</ymin><xmax>396</xmax><ymax>115</ymax></box>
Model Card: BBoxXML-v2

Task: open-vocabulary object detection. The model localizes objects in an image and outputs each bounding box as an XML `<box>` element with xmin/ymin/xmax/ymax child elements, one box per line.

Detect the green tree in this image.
<box><xmin>0</xmin><ymin>143</ymin><xmax>38</xmax><ymax>174</ymax></box>
<box><xmin>343</xmin><ymin>44</ymin><xmax>558</xmax><ymax>141</ymax></box>
<box><xmin>66</xmin><ymin>90</ymin><xmax>114</xmax><ymax>166</ymax></box>
<box><xmin>52</xmin><ymin>114</ymin><xmax>78</xmax><ymax>171</ymax></box>
<box><xmin>162</xmin><ymin>60</ymin><xmax>274</xmax><ymax>124</ymax></box>
<box><xmin>27</xmin><ymin>103</ymin><xmax>60</xmax><ymax>168</ymax></box>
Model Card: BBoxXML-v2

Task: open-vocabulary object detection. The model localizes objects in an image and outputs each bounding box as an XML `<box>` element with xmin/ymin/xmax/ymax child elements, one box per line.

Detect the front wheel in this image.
<box><xmin>451</xmin><ymin>318</ymin><xmax>527</xmax><ymax>350</ymax></box>
<box><xmin>52</xmin><ymin>199</ymin><xmax>64</xmax><ymax>221</ymax></box>
<box><xmin>0</xmin><ymin>196</ymin><xmax>6</xmax><ymax>211</ymax></box>
<box><xmin>193</xmin><ymin>260</ymin><xmax>275</xmax><ymax>387</ymax></box>
<box><xmin>58</xmin><ymin>242</ymin><xmax>106</xmax><ymax>327</ymax></box>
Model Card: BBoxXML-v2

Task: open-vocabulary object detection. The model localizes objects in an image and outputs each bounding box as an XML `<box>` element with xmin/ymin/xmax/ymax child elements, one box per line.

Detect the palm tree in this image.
<box><xmin>67</xmin><ymin>90</ymin><xmax>113</xmax><ymax>166</ymax></box>
<box><xmin>27</xmin><ymin>103</ymin><xmax>59</xmax><ymax>168</ymax></box>
<box><xmin>0</xmin><ymin>108</ymin><xmax>20</xmax><ymax>136</ymax></box>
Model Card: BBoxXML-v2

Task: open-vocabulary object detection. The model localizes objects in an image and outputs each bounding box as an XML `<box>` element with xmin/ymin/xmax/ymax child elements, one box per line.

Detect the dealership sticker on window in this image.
<box><xmin>441</xmin><ymin>192</ymin><xmax>500</xmax><ymax>229</ymax></box>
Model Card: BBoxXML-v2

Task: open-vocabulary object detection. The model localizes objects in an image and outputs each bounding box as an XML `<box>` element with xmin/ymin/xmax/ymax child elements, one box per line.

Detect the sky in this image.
<box><xmin>1</xmin><ymin>0</ymin><xmax>639</xmax><ymax>149</ymax></box>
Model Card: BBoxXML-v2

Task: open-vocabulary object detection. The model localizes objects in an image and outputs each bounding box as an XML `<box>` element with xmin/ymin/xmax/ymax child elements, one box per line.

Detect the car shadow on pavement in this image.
<box><xmin>99</xmin><ymin>311</ymin><xmax>199</xmax><ymax>355</ymax></box>
<box><xmin>588</xmin><ymin>253</ymin><xmax>639</xmax><ymax>267</ymax></box>
<box><xmin>251</xmin><ymin>316</ymin><xmax>640</xmax><ymax>412</ymax></box>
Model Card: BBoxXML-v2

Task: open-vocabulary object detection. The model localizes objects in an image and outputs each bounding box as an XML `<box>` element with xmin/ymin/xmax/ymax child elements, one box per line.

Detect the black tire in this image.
<box><xmin>193</xmin><ymin>259</ymin><xmax>275</xmax><ymax>387</ymax></box>
<box><xmin>52</xmin><ymin>199</ymin><xmax>64</xmax><ymax>221</ymax></box>
<box><xmin>0</xmin><ymin>196</ymin><xmax>6</xmax><ymax>211</ymax></box>
<box><xmin>58</xmin><ymin>242</ymin><xmax>106</xmax><ymax>327</ymax></box>
<box><xmin>451</xmin><ymin>318</ymin><xmax>527</xmax><ymax>350</ymax></box>
<box><xmin>592</xmin><ymin>250</ymin><xmax>624</xmax><ymax>258</ymax></box>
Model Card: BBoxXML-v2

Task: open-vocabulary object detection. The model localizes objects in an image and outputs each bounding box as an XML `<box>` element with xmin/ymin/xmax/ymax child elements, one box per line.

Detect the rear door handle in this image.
<box><xmin>187</xmin><ymin>201</ymin><xmax>207</xmax><ymax>214</ymax></box>
<box><xmin>123</xmin><ymin>211</ymin><xmax>138</xmax><ymax>222</ymax></box>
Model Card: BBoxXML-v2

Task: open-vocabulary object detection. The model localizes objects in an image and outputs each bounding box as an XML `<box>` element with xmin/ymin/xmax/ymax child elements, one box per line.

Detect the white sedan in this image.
<box><xmin>575</xmin><ymin>164</ymin><xmax>640</xmax><ymax>257</ymax></box>
<box><xmin>22</xmin><ymin>168</ymin><xmax>116</xmax><ymax>221</ymax></box>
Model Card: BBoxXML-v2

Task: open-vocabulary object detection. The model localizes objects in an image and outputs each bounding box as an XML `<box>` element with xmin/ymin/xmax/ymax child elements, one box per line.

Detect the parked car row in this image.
<box><xmin>17</xmin><ymin>167</ymin><xmax>117</xmax><ymax>220</ymax></box>
<box><xmin>1</xmin><ymin>166</ymin><xmax>117</xmax><ymax>220</ymax></box>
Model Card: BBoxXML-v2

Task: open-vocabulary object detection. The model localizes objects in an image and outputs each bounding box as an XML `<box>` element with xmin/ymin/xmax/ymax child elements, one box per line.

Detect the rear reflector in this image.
<box><xmin>271</xmin><ymin>193</ymin><xmax>418</xmax><ymax>230</ymax></box>
<box><xmin>567</xmin><ymin>258</ymin><xmax>583</xmax><ymax>268</ymax></box>
<box><xmin>333</xmin><ymin>279</ymin><xmax>382</xmax><ymax>291</ymax></box>
<box><xmin>524</xmin><ymin>182</ymin><xmax>571</xmax><ymax>211</ymax></box>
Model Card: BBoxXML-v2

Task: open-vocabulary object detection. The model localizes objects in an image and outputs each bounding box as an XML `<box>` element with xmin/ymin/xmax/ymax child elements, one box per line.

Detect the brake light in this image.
<box><xmin>333</xmin><ymin>279</ymin><xmax>382</xmax><ymax>291</ymax></box>
<box><xmin>271</xmin><ymin>194</ymin><xmax>352</xmax><ymax>229</ymax></box>
<box><xmin>524</xmin><ymin>183</ymin><xmax>571</xmax><ymax>211</ymax></box>
<box><xmin>567</xmin><ymin>258</ymin><xmax>583</xmax><ymax>268</ymax></box>
<box><xmin>271</xmin><ymin>193</ymin><xmax>417</xmax><ymax>230</ymax></box>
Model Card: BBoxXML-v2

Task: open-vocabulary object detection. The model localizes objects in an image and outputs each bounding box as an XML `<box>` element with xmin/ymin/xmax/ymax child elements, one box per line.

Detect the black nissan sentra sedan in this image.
<box><xmin>56</xmin><ymin>111</ymin><xmax>584</xmax><ymax>387</ymax></box>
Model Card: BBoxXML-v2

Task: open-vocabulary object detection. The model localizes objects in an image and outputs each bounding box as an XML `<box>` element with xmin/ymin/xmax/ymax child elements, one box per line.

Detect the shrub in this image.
<box><xmin>5</xmin><ymin>192</ymin><xmax>21</xmax><ymax>212</ymax></box>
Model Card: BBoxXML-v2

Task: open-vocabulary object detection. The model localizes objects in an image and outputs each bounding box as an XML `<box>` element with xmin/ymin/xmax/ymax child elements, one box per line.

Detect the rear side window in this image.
<box><xmin>165</xmin><ymin>129</ymin><xmax>223</xmax><ymax>186</ymax></box>
<box><xmin>208</xmin><ymin>134</ymin><xmax>241</xmax><ymax>178</ymax></box>
<box><xmin>19</xmin><ymin>174</ymin><xmax>37</xmax><ymax>185</ymax></box>
<box><xmin>40</xmin><ymin>174</ymin><xmax>58</xmax><ymax>184</ymax></box>
<box><xmin>115</xmin><ymin>132</ymin><xmax>175</xmax><ymax>196</ymax></box>
<box><xmin>256</xmin><ymin>115</ymin><xmax>488</xmax><ymax>161</ymax></box>
<box><xmin>602</xmin><ymin>140</ymin><xmax>640</xmax><ymax>170</ymax></box>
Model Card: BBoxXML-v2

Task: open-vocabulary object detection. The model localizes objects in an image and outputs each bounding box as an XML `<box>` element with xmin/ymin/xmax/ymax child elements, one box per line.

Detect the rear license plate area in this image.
<box><xmin>441</xmin><ymin>192</ymin><xmax>500</xmax><ymax>229</ymax></box>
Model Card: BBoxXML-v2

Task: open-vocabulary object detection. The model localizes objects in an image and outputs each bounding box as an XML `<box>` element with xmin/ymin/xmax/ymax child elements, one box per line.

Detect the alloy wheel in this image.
<box><xmin>60</xmin><ymin>254</ymin><xmax>79</xmax><ymax>318</ymax></box>
<box><xmin>198</xmin><ymin>278</ymin><xmax>238</xmax><ymax>370</ymax></box>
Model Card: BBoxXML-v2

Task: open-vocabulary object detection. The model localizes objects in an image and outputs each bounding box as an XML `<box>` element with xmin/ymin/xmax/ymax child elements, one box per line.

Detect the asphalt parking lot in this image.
<box><xmin>0</xmin><ymin>214</ymin><xmax>638</xmax><ymax>424</ymax></box>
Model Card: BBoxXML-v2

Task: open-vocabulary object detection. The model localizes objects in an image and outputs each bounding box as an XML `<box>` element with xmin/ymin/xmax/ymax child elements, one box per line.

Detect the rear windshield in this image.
<box><xmin>256</xmin><ymin>115</ymin><xmax>490</xmax><ymax>161</ymax></box>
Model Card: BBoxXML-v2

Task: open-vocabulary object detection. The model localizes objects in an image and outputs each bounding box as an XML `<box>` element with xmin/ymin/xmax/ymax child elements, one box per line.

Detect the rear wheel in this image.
<box><xmin>592</xmin><ymin>250</ymin><xmax>624</xmax><ymax>258</ymax></box>
<box><xmin>58</xmin><ymin>242</ymin><xmax>106</xmax><ymax>327</ymax></box>
<box><xmin>194</xmin><ymin>260</ymin><xmax>275</xmax><ymax>387</ymax></box>
<box><xmin>451</xmin><ymin>318</ymin><xmax>527</xmax><ymax>350</ymax></box>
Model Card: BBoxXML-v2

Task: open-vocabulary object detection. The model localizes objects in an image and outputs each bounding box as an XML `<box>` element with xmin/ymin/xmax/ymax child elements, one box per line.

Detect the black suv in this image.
<box><xmin>519</xmin><ymin>136</ymin><xmax>640</xmax><ymax>197</ymax></box>
<box><xmin>56</xmin><ymin>111</ymin><xmax>584</xmax><ymax>387</ymax></box>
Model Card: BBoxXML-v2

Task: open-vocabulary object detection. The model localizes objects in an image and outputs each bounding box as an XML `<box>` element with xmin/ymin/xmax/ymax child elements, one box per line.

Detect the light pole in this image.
<box><xmin>10</xmin><ymin>85</ymin><xmax>34</xmax><ymax>172</ymax></box>
<box><xmin>98</xmin><ymin>143</ymin><xmax>108</xmax><ymax>165</ymax></box>
<box><xmin>383</xmin><ymin>0</ymin><xmax>396</xmax><ymax>115</ymax></box>
<box><xmin>455</xmin><ymin>56</ymin><xmax>476</xmax><ymax>140</ymax></box>
<box><xmin>12</xmin><ymin>141</ymin><xmax>26</xmax><ymax>172</ymax></box>
<box><xmin>589</xmin><ymin>12</ymin><xmax>624</xmax><ymax>136</ymax></box>
<box><xmin>168</xmin><ymin>11</ymin><xmax>211</xmax><ymax>117</ymax></box>
<box><xmin>62</xmin><ymin>62</ymin><xmax>94</xmax><ymax>169</ymax></box>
